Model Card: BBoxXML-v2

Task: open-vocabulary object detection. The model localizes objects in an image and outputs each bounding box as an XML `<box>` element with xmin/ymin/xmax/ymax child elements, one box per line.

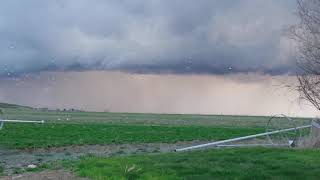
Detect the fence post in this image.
<box><xmin>310</xmin><ymin>120</ymin><xmax>320</xmax><ymax>147</ymax></box>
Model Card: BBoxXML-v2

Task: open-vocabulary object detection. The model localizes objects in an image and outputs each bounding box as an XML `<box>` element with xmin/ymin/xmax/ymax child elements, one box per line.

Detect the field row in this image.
<box><xmin>0</xmin><ymin>123</ymin><xmax>264</xmax><ymax>149</ymax></box>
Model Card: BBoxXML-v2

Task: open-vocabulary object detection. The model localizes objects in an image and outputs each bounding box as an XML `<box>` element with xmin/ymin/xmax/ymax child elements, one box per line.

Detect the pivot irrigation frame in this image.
<box><xmin>175</xmin><ymin>114</ymin><xmax>316</xmax><ymax>152</ymax></box>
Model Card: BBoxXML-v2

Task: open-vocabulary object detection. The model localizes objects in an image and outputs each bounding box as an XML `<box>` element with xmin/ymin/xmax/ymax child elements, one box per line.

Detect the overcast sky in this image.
<box><xmin>0</xmin><ymin>0</ymin><xmax>297</xmax><ymax>76</ymax></box>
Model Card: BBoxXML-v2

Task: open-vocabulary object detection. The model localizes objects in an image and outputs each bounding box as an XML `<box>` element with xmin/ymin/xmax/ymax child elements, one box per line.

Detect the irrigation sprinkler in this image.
<box><xmin>175</xmin><ymin>125</ymin><xmax>311</xmax><ymax>152</ymax></box>
<box><xmin>175</xmin><ymin>114</ymin><xmax>316</xmax><ymax>152</ymax></box>
<box><xmin>0</xmin><ymin>119</ymin><xmax>45</xmax><ymax>130</ymax></box>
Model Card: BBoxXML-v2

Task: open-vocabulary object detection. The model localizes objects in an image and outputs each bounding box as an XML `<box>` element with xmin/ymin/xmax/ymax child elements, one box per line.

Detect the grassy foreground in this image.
<box><xmin>75</xmin><ymin>148</ymin><xmax>320</xmax><ymax>180</ymax></box>
<box><xmin>0</xmin><ymin>123</ymin><xmax>263</xmax><ymax>149</ymax></box>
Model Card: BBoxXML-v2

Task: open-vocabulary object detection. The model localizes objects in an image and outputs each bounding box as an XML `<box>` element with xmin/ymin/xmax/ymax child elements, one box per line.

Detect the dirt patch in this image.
<box><xmin>0</xmin><ymin>170</ymin><xmax>87</xmax><ymax>180</ymax></box>
<box><xmin>0</xmin><ymin>141</ymin><xmax>208</xmax><ymax>176</ymax></box>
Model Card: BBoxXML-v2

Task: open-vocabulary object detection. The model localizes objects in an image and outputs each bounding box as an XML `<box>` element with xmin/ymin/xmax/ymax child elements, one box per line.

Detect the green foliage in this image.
<box><xmin>0</xmin><ymin>123</ymin><xmax>263</xmax><ymax>149</ymax></box>
<box><xmin>75</xmin><ymin>148</ymin><xmax>320</xmax><ymax>180</ymax></box>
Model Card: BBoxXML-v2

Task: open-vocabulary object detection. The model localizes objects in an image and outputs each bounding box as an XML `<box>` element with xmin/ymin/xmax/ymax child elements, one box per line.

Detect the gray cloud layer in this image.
<box><xmin>0</xmin><ymin>0</ymin><xmax>297</xmax><ymax>76</ymax></box>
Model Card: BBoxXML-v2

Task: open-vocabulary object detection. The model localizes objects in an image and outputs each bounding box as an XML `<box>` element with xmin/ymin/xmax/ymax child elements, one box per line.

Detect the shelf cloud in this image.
<box><xmin>0</xmin><ymin>0</ymin><xmax>297</xmax><ymax>76</ymax></box>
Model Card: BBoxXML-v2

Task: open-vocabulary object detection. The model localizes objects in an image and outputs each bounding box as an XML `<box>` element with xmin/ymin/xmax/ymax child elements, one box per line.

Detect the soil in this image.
<box><xmin>0</xmin><ymin>138</ymin><xmax>280</xmax><ymax>179</ymax></box>
<box><xmin>0</xmin><ymin>141</ymin><xmax>208</xmax><ymax>179</ymax></box>
<box><xmin>0</xmin><ymin>170</ymin><xmax>88</xmax><ymax>180</ymax></box>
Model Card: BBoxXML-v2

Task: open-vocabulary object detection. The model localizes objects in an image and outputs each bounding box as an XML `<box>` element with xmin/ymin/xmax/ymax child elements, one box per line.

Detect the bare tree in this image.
<box><xmin>290</xmin><ymin>0</ymin><xmax>320</xmax><ymax>110</ymax></box>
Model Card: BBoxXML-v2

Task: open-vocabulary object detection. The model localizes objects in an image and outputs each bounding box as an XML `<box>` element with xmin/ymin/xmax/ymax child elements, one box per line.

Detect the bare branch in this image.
<box><xmin>291</xmin><ymin>0</ymin><xmax>320</xmax><ymax>111</ymax></box>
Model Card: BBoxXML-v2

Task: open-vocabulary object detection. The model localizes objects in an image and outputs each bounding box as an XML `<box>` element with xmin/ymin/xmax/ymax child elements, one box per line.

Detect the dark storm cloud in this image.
<box><xmin>0</xmin><ymin>0</ymin><xmax>297</xmax><ymax>76</ymax></box>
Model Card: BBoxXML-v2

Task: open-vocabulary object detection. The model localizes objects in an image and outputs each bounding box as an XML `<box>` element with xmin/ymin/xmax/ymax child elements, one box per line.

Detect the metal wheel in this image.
<box><xmin>266</xmin><ymin>114</ymin><xmax>299</xmax><ymax>147</ymax></box>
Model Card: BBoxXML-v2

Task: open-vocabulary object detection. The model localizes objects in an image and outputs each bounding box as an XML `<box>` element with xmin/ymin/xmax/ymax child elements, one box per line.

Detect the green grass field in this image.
<box><xmin>0</xmin><ymin>123</ymin><xmax>263</xmax><ymax>149</ymax></box>
<box><xmin>75</xmin><ymin>148</ymin><xmax>320</xmax><ymax>180</ymax></box>
<box><xmin>1</xmin><ymin>107</ymin><xmax>311</xmax><ymax>127</ymax></box>
<box><xmin>2</xmin><ymin>108</ymin><xmax>271</xmax><ymax>127</ymax></box>
<box><xmin>0</xmin><ymin>104</ymin><xmax>317</xmax><ymax>179</ymax></box>
<box><xmin>0</xmin><ymin>106</ymin><xmax>310</xmax><ymax>149</ymax></box>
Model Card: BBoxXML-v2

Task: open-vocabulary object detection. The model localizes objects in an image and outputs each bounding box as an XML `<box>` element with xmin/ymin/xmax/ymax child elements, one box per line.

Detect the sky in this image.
<box><xmin>0</xmin><ymin>0</ymin><xmax>297</xmax><ymax>76</ymax></box>
<box><xmin>1</xmin><ymin>0</ymin><xmax>317</xmax><ymax>116</ymax></box>
<box><xmin>0</xmin><ymin>71</ymin><xmax>318</xmax><ymax>117</ymax></box>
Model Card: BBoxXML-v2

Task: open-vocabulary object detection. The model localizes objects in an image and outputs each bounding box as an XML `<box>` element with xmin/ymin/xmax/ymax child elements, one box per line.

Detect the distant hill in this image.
<box><xmin>0</xmin><ymin>102</ymin><xmax>32</xmax><ymax>109</ymax></box>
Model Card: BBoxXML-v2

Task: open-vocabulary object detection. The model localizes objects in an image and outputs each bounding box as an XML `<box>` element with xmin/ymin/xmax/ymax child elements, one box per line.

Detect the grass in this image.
<box><xmin>0</xmin><ymin>106</ymin><xmax>318</xmax><ymax>179</ymax></box>
<box><xmin>0</xmin><ymin>103</ymin><xmax>31</xmax><ymax>109</ymax></box>
<box><xmin>0</xmin><ymin>165</ymin><xmax>3</xmax><ymax>176</ymax></box>
<box><xmin>75</xmin><ymin>148</ymin><xmax>320</xmax><ymax>180</ymax></box>
<box><xmin>1</xmin><ymin>108</ymin><xmax>311</xmax><ymax>127</ymax></box>
<box><xmin>0</xmin><ymin>107</ymin><xmax>311</xmax><ymax>149</ymax></box>
<box><xmin>0</xmin><ymin>123</ymin><xmax>264</xmax><ymax>149</ymax></box>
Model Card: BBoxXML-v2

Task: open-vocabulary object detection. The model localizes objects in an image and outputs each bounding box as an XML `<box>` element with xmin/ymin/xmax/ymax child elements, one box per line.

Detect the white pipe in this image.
<box><xmin>175</xmin><ymin>125</ymin><xmax>312</xmax><ymax>152</ymax></box>
<box><xmin>216</xmin><ymin>144</ymin><xmax>289</xmax><ymax>147</ymax></box>
<box><xmin>0</xmin><ymin>119</ymin><xmax>45</xmax><ymax>123</ymax></box>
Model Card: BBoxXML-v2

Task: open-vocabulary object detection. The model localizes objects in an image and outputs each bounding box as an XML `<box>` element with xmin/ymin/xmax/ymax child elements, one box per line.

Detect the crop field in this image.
<box><xmin>0</xmin><ymin>123</ymin><xmax>264</xmax><ymax>149</ymax></box>
<box><xmin>0</xmin><ymin>104</ymin><xmax>317</xmax><ymax>179</ymax></box>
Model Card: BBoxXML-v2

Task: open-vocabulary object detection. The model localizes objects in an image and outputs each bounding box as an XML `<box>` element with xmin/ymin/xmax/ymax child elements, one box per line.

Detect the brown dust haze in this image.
<box><xmin>0</xmin><ymin>71</ymin><xmax>318</xmax><ymax>117</ymax></box>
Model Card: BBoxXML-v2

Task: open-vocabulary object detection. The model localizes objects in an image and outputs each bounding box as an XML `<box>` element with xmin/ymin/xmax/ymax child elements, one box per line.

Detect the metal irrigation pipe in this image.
<box><xmin>216</xmin><ymin>144</ymin><xmax>290</xmax><ymax>148</ymax></box>
<box><xmin>175</xmin><ymin>125</ymin><xmax>312</xmax><ymax>152</ymax></box>
<box><xmin>0</xmin><ymin>119</ymin><xmax>45</xmax><ymax>130</ymax></box>
<box><xmin>0</xmin><ymin>119</ymin><xmax>45</xmax><ymax>123</ymax></box>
